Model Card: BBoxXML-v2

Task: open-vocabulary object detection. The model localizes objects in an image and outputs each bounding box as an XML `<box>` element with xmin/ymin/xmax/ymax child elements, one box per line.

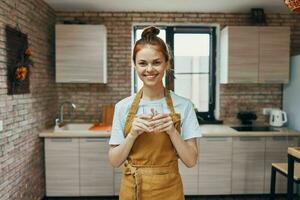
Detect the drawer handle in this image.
<box><xmin>205</xmin><ymin>137</ymin><xmax>228</xmax><ymax>141</ymax></box>
<box><xmin>50</xmin><ymin>138</ymin><xmax>73</xmax><ymax>142</ymax></box>
<box><xmin>272</xmin><ymin>136</ymin><xmax>287</xmax><ymax>141</ymax></box>
<box><xmin>84</xmin><ymin>138</ymin><xmax>108</xmax><ymax>142</ymax></box>
<box><xmin>239</xmin><ymin>137</ymin><xmax>261</xmax><ymax>141</ymax></box>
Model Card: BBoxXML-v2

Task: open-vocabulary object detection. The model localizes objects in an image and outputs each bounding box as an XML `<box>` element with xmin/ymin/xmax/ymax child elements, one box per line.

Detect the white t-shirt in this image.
<box><xmin>109</xmin><ymin>91</ymin><xmax>202</xmax><ymax>145</ymax></box>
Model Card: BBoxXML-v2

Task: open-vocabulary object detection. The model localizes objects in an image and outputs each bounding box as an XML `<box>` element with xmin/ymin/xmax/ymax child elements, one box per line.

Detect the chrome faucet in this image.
<box><xmin>55</xmin><ymin>101</ymin><xmax>76</xmax><ymax>127</ymax></box>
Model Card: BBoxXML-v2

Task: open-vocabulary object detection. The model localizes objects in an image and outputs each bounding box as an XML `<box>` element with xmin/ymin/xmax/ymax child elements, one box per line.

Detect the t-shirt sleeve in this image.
<box><xmin>109</xmin><ymin>103</ymin><xmax>125</xmax><ymax>145</ymax></box>
<box><xmin>181</xmin><ymin>101</ymin><xmax>202</xmax><ymax>140</ymax></box>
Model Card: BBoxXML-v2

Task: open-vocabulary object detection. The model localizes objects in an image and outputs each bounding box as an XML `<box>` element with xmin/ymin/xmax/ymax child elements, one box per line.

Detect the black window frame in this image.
<box><xmin>133</xmin><ymin>25</ymin><xmax>217</xmax><ymax>121</ymax></box>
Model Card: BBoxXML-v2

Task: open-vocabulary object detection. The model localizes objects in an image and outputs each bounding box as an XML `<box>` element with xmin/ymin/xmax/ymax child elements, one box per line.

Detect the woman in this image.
<box><xmin>108</xmin><ymin>26</ymin><xmax>201</xmax><ymax>200</ymax></box>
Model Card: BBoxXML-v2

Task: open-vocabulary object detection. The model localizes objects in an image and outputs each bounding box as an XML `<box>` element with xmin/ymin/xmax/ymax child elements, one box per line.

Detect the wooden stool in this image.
<box><xmin>270</xmin><ymin>163</ymin><xmax>300</xmax><ymax>199</ymax></box>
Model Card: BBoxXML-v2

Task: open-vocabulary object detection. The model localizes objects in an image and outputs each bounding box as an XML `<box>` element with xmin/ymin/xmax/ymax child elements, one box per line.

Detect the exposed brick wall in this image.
<box><xmin>56</xmin><ymin>11</ymin><xmax>300</xmax><ymax>125</ymax></box>
<box><xmin>0</xmin><ymin>0</ymin><xmax>56</xmax><ymax>200</ymax></box>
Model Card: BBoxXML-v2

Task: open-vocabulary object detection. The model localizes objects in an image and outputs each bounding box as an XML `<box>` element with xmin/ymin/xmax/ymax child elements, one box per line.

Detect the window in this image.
<box><xmin>133</xmin><ymin>26</ymin><xmax>216</xmax><ymax>120</ymax></box>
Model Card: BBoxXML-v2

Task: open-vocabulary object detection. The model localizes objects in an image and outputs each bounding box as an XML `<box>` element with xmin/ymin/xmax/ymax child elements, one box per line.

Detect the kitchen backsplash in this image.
<box><xmin>219</xmin><ymin>84</ymin><xmax>282</xmax><ymax>125</ymax></box>
<box><xmin>56</xmin><ymin>12</ymin><xmax>300</xmax><ymax>124</ymax></box>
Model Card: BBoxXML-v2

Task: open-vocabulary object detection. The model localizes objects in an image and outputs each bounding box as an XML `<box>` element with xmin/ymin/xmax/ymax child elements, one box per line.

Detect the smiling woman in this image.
<box><xmin>108</xmin><ymin>26</ymin><xmax>202</xmax><ymax>200</ymax></box>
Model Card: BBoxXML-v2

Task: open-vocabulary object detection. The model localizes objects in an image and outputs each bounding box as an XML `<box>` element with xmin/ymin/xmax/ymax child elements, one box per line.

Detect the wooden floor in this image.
<box><xmin>44</xmin><ymin>194</ymin><xmax>298</xmax><ymax>200</ymax></box>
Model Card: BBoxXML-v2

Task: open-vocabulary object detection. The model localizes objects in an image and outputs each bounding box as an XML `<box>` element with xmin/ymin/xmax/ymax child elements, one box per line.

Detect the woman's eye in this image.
<box><xmin>153</xmin><ymin>61</ymin><xmax>161</xmax><ymax>66</ymax></box>
<box><xmin>139</xmin><ymin>62</ymin><xmax>147</xmax><ymax>66</ymax></box>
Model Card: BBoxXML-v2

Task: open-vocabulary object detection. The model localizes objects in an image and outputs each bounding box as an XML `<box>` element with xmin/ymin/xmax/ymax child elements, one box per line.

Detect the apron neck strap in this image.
<box><xmin>164</xmin><ymin>89</ymin><xmax>176</xmax><ymax>114</ymax></box>
<box><xmin>128</xmin><ymin>88</ymin><xmax>143</xmax><ymax>115</ymax></box>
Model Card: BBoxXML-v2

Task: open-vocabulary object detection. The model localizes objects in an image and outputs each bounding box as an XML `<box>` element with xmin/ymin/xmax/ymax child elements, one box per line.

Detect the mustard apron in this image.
<box><xmin>119</xmin><ymin>88</ymin><xmax>184</xmax><ymax>200</ymax></box>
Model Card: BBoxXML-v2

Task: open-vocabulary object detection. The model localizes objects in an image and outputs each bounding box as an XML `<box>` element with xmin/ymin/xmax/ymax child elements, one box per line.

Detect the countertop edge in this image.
<box><xmin>39</xmin><ymin>125</ymin><xmax>300</xmax><ymax>138</ymax></box>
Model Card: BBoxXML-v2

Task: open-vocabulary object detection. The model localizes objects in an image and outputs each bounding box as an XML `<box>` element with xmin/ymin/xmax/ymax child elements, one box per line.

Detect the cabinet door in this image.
<box><xmin>221</xmin><ymin>26</ymin><xmax>259</xmax><ymax>83</ymax></box>
<box><xmin>198</xmin><ymin>137</ymin><xmax>232</xmax><ymax>195</ymax></box>
<box><xmin>55</xmin><ymin>24</ymin><xmax>107</xmax><ymax>83</ymax></box>
<box><xmin>45</xmin><ymin>138</ymin><xmax>80</xmax><ymax>196</ymax></box>
<box><xmin>264</xmin><ymin>136</ymin><xmax>298</xmax><ymax>193</ymax></box>
<box><xmin>259</xmin><ymin>27</ymin><xmax>290</xmax><ymax>83</ymax></box>
<box><xmin>179</xmin><ymin>138</ymin><xmax>199</xmax><ymax>195</ymax></box>
<box><xmin>79</xmin><ymin>138</ymin><xmax>113</xmax><ymax>196</ymax></box>
<box><xmin>114</xmin><ymin>167</ymin><xmax>123</xmax><ymax>195</ymax></box>
<box><xmin>232</xmin><ymin>137</ymin><xmax>265</xmax><ymax>194</ymax></box>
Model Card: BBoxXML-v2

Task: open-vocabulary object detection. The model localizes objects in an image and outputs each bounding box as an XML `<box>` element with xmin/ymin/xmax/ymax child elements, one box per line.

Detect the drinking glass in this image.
<box><xmin>142</xmin><ymin>103</ymin><xmax>164</xmax><ymax>118</ymax></box>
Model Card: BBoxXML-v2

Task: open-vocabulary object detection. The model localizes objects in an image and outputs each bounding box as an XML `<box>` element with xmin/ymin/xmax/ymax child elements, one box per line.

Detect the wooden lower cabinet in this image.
<box><xmin>114</xmin><ymin>167</ymin><xmax>123</xmax><ymax>195</ymax></box>
<box><xmin>232</xmin><ymin>137</ymin><xmax>265</xmax><ymax>194</ymax></box>
<box><xmin>79</xmin><ymin>138</ymin><xmax>113</xmax><ymax>196</ymax></box>
<box><xmin>198</xmin><ymin>137</ymin><xmax>232</xmax><ymax>195</ymax></box>
<box><xmin>45</xmin><ymin>135</ymin><xmax>299</xmax><ymax>196</ymax></box>
<box><xmin>45</xmin><ymin>137</ymin><xmax>113</xmax><ymax>196</ymax></box>
<box><xmin>45</xmin><ymin>138</ymin><xmax>80</xmax><ymax>196</ymax></box>
<box><xmin>264</xmin><ymin>136</ymin><xmax>298</xmax><ymax>193</ymax></box>
<box><xmin>179</xmin><ymin>159</ymin><xmax>199</xmax><ymax>195</ymax></box>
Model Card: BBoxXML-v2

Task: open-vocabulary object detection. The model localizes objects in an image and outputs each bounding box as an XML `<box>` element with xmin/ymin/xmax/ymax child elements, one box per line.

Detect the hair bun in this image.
<box><xmin>141</xmin><ymin>26</ymin><xmax>160</xmax><ymax>40</ymax></box>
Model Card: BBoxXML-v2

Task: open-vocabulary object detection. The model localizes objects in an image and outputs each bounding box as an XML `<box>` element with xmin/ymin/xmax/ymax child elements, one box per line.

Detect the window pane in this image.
<box><xmin>174</xmin><ymin>74</ymin><xmax>209</xmax><ymax>112</ymax></box>
<box><xmin>174</xmin><ymin>34</ymin><xmax>210</xmax><ymax>73</ymax></box>
<box><xmin>174</xmin><ymin>56</ymin><xmax>209</xmax><ymax>73</ymax></box>
<box><xmin>174</xmin><ymin>33</ymin><xmax>210</xmax><ymax>111</ymax></box>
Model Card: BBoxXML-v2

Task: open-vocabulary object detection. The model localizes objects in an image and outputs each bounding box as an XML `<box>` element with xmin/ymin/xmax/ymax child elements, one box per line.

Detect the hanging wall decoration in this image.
<box><xmin>6</xmin><ymin>25</ymin><xmax>33</xmax><ymax>95</ymax></box>
<box><xmin>284</xmin><ymin>0</ymin><xmax>300</xmax><ymax>12</ymax></box>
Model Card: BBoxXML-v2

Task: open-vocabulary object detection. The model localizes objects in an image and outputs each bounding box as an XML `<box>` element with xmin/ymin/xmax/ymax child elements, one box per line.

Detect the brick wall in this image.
<box><xmin>0</xmin><ymin>0</ymin><xmax>56</xmax><ymax>200</ymax></box>
<box><xmin>56</xmin><ymin>11</ymin><xmax>300</xmax><ymax>124</ymax></box>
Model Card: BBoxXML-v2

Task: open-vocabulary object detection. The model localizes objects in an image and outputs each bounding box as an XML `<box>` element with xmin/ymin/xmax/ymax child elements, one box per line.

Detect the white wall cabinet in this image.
<box><xmin>55</xmin><ymin>24</ymin><xmax>107</xmax><ymax>83</ymax></box>
<box><xmin>221</xmin><ymin>26</ymin><xmax>290</xmax><ymax>84</ymax></box>
<box><xmin>45</xmin><ymin>138</ymin><xmax>113</xmax><ymax>196</ymax></box>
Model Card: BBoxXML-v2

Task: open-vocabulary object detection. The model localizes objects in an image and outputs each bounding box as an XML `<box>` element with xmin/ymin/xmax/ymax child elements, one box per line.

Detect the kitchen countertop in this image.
<box><xmin>39</xmin><ymin>128</ymin><xmax>111</xmax><ymax>138</ymax></box>
<box><xmin>200</xmin><ymin>124</ymin><xmax>300</xmax><ymax>137</ymax></box>
<box><xmin>39</xmin><ymin>124</ymin><xmax>300</xmax><ymax>138</ymax></box>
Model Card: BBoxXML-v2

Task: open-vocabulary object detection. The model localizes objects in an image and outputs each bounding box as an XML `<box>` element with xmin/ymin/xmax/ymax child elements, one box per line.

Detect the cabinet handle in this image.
<box><xmin>205</xmin><ymin>137</ymin><xmax>228</xmax><ymax>141</ymax></box>
<box><xmin>50</xmin><ymin>138</ymin><xmax>73</xmax><ymax>142</ymax></box>
<box><xmin>84</xmin><ymin>138</ymin><xmax>108</xmax><ymax>142</ymax></box>
<box><xmin>239</xmin><ymin>137</ymin><xmax>261</xmax><ymax>141</ymax></box>
<box><xmin>272</xmin><ymin>136</ymin><xmax>287</xmax><ymax>141</ymax></box>
<box><xmin>260</xmin><ymin>80</ymin><xmax>284</xmax><ymax>83</ymax></box>
<box><xmin>230</xmin><ymin>80</ymin><xmax>257</xmax><ymax>84</ymax></box>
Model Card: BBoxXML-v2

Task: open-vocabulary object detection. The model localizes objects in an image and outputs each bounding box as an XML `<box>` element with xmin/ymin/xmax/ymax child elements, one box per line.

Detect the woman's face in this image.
<box><xmin>134</xmin><ymin>45</ymin><xmax>168</xmax><ymax>88</ymax></box>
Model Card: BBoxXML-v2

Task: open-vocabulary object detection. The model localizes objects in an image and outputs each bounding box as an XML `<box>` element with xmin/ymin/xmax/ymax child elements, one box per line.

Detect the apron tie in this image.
<box><xmin>124</xmin><ymin>162</ymin><xmax>141</xmax><ymax>200</ymax></box>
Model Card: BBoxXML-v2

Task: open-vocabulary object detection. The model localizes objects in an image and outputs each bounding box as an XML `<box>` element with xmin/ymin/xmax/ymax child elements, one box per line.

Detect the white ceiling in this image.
<box><xmin>44</xmin><ymin>0</ymin><xmax>292</xmax><ymax>13</ymax></box>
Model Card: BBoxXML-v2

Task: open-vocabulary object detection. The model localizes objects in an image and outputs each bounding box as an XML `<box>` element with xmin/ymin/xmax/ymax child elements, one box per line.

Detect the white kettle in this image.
<box><xmin>269</xmin><ymin>109</ymin><xmax>288</xmax><ymax>127</ymax></box>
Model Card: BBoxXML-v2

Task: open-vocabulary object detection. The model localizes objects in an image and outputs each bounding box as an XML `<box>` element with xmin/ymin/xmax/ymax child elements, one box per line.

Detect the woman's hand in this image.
<box><xmin>130</xmin><ymin>114</ymin><xmax>153</xmax><ymax>138</ymax></box>
<box><xmin>149</xmin><ymin>113</ymin><xmax>176</xmax><ymax>135</ymax></box>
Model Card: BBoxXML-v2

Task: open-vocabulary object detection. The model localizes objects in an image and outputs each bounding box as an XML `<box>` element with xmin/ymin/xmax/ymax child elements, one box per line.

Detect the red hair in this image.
<box><xmin>132</xmin><ymin>26</ymin><xmax>171</xmax><ymax>65</ymax></box>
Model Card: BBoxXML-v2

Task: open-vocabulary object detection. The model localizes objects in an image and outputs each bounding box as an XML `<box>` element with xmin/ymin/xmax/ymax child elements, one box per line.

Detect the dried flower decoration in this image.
<box><xmin>14</xmin><ymin>47</ymin><xmax>34</xmax><ymax>84</ymax></box>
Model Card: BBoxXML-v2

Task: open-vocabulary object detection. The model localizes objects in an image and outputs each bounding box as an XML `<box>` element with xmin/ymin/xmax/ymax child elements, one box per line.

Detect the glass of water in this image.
<box><xmin>142</xmin><ymin>103</ymin><xmax>164</xmax><ymax>118</ymax></box>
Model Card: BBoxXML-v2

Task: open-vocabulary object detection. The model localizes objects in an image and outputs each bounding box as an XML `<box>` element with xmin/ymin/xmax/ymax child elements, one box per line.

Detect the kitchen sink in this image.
<box><xmin>231</xmin><ymin>126</ymin><xmax>280</xmax><ymax>132</ymax></box>
<box><xmin>53</xmin><ymin>123</ymin><xmax>111</xmax><ymax>133</ymax></box>
<box><xmin>55</xmin><ymin>123</ymin><xmax>93</xmax><ymax>131</ymax></box>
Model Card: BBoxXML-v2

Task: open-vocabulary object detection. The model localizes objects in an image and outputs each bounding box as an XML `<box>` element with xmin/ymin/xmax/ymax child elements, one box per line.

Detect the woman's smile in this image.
<box><xmin>144</xmin><ymin>73</ymin><xmax>159</xmax><ymax>80</ymax></box>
